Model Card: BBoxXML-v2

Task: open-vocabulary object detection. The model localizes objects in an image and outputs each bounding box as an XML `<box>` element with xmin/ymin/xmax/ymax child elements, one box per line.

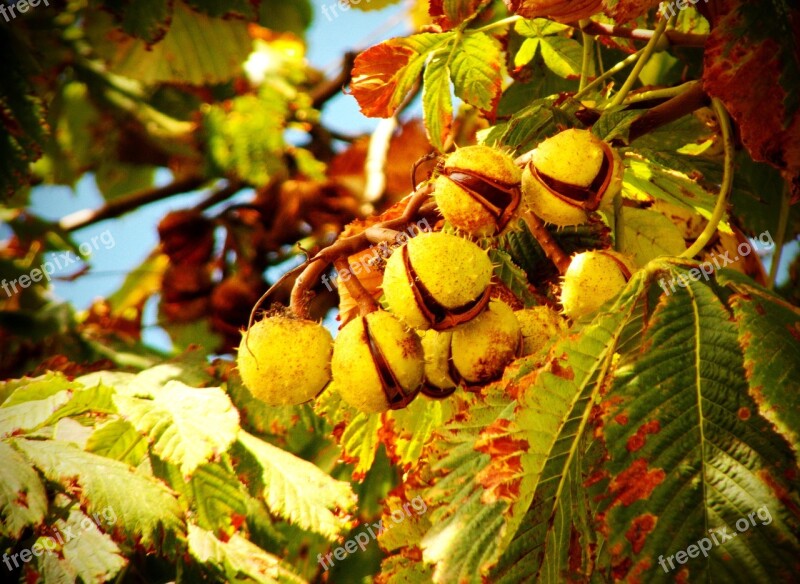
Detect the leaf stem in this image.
<box><xmin>680</xmin><ymin>98</ymin><xmax>734</xmax><ymax>259</ymax></box>
<box><xmin>579</xmin><ymin>20</ymin><xmax>595</xmax><ymax>93</ymax></box>
<box><xmin>334</xmin><ymin>257</ymin><xmax>379</xmax><ymax>315</ymax></box>
<box><xmin>768</xmin><ymin>181</ymin><xmax>791</xmax><ymax>289</ymax></box>
<box><xmin>572</xmin><ymin>49</ymin><xmax>644</xmax><ymax>102</ymax></box>
<box><xmin>287</xmin><ymin>184</ymin><xmax>434</xmax><ymax>319</ymax></box>
<box><xmin>471</xmin><ymin>15</ymin><xmax>521</xmax><ymax>34</ymax></box>
<box><xmin>572</xmin><ymin>19</ymin><xmax>707</xmax><ymax>47</ymax></box>
<box><xmin>622</xmin><ymin>80</ymin><xmax>699</xmax><ymax>104</ymax></box>
<box><xmin>608</xmin><ymin>15</ymin><xmax>673</xmax><ymax>108</ymax></box>
<box><xmin>613</xmin><ymin>192</ymin><xmax>625</xmax><ymax>252</ymax></box>
<box><xmin>521</xmin><ymin>211</ymin><xmax>571</xmax><ymax>275</ymax></box>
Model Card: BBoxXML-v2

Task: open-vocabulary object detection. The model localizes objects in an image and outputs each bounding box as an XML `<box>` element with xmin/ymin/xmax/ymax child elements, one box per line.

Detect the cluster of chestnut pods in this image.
<box><xmin>237</xmin><ymin>130</ymin><xmax>637</xmax><ymax>413</ymax></box>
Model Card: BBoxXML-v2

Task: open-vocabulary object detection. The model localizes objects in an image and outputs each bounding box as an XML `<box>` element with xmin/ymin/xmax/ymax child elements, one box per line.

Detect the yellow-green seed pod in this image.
<box><xmin>420</xmin><ymin>329</ymin><xmax>458</xmax><ymax>396</ymax></box>
<box><xmin>434</xmin><ymin>145</ymin><xmax>522</xmax><ymax>237</ymax></box>
<box><xmin>451</xmin><ymin>300</ymin><xmax>521</xmax><ymax>385</ymax></box>
<box><xmin>382</xmin><ymin>231</ymin><xmax>494</xmax><ymax>331</ymax></box>
<box><xmin>560</xmin><ymin>250</ymin><xmax>636</xmax><ymax>320</ymax></box>
<box><xmin>237</xmin><ymin>316</ymin><xmax>333</xmax><ymax>406</ymax></box>
<box><xmin>522</xmin><ymin>129</ymin><xmax>622</xmax><ymax>226</ymax></box>
<box><xmin>332</xmin><ymin>310</ymin><xmax>424</xmax><ymax>414</ymax></box>
<box><xmin>515</xmin><ymin>306</ymin><xmax>567</xmax><ymax>356</ymax></box>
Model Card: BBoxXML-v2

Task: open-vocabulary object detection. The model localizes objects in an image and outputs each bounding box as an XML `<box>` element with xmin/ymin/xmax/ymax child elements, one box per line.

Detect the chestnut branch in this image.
<box><xmin>572</xmin><ymin>20</ymin><xmax>708</xmax><ymax>47</ymax></box>
<box><xmin>287</xmin><ymin>184</ymin><xmax>435</xmax><ymax>320</ymax></box>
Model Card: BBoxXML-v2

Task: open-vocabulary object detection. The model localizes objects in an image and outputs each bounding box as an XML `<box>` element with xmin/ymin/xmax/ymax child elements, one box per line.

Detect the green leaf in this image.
<box><xmin>185</xmin><ymin>0</ymin><xmax>255</xmax><ymax>18</ymax></box>
<box><xmin>622</xmin><ymin>156</ymin><xmax>720</xmax><ymax>219</ymax></box>
<box><xmin>258</xmin><ymin>0</ymin><xmax>313</xmax><ymax>36</ymax></box>
<box><xmin>1</xmin><ymin>372</ymin><xmax>76</xmax><ymax>407</ymax></box>
<box><xmin>618</xmin><ymin>207</ymin><xmax>687</xmax><ymax>266</ymax></box>
<box><xmin>423</xmin><ymin>52</ymin><xmax>453</xmax><ymax>152</ymax></box>
<box><xmin>40</xmin><ymin>384</ymin><xmax>117</xmax><ymax>428</ymax></box>
<box><xmin>419</xmin><ymin>391</ymin><xmax>515</xmax><ymax>582</ymax></box>
<box><xmin>514</xmin><ymin>18</ymin><xmax>569</xmax><ymax>38</ymax></box>
<box><xmin>491</xmin><ymin>262</ymin><xmax>800</xmax><ymax>581</ymax></box>
<box><xmin>592</xmin><ymin>108</ymin><xmax>643</xmax><ymax>143</ymax></box>
<box><xmin>729</xmin><ymin>151</ymin><xmax>800</xmax><ymax>237</ymax></box>
<box><xmin>487</xmin><ymin>102</ymin><xmax>557</xmax><ymax>152</ymax></box>
<box><xmin>235</xmin><ymin>431</ymin><xmax>356</xmax><ymax>540</ymax></box>
<box><xmin>13</xmin><ymin>438</ymin><xmax>185</xmax><ymax>551</ymax></box>
<box><xmin>204</xmin><ymin>87</ymin><xmax>289</xmax><ymax>186</ymax></box>
<box><xmin>0</xmin><ymin>440</ymin><xmax>47</xmax><ymax>538</ymax></box>
<box><xmin>188</xmin><ymin>524</ymin><xmax>307</xmax><ymax>584</ymax></box>
<box><xmin>719</xmin><ymin>271</ymin><xmax>800</xmax><ymax>460</ymax></box>
<box><xmin>450</xmin><ymin>32</ymin><xmax>505</xmax><ymax>112</ymax></box>
<box><xmin>0</xmin><ymin>28</ymin><xmax>47</xmax><ymax>199</ymax></box>
<box><xmin>491</xmin><ymin>276</ymin><xmax>644</xmax><ymax>583</ymax></box>
<box><xmin>389</xmin><ymin>396</ymin><xmax>454</xmax><ymax>468</ymax></box>
<box><xmin>100</xmin><ymin>0</ymin><xmax>172</xmax><ymax>44</ymax></box>
<box><xmin>114</xmin><ymin>381</ymin><xmax>239</xmax><ymax>477</ymax></box>
<box><xmin>33</xmin><ymin>505</ymin><xmax>127</xmax><ymax>584</ymax></box>
<box><xmin>0</xmin><ymin>391</ymin><xmax>73</xmax><ymax>438</ymax></box>
<box><xmin>489</xmin><ymin>248</ymin><xmax>539</xmax><ymax>307</ymax></box>
<box><xmin>590</xmin><ymin>263</ymin><xmax>800</xmax><ymax>582</ymax></box>
<box><xmin>340</xmin><ymin>412</ymin><xmax>381</xmax><ymax>479</ymax></box>
<box><xmin>513</xmin><ymin>38</ymin><xmax>539</xmax><ymax>68</ymax></box>
<box><xmin>538</xmin><ymin>37</ymin><xmax>582</xmax><ymax>79</ymax></box>
<box><xmin>87</xmin><ymin>1</ymin><xmax>253</xmax><ymax>85</ymax></box>
<box><xmin>94</xmin><ymin>162</ymin><xmax>155</xmax><ymax>201</ymax></box>
<box><xmin>158</xmin><ymin>459</ymin><xmax>250</xmax><ymax>535</ymax></box>
<box><xmin>85</xmin><ymin>419</ymin><xmax>148</xmax><ymax>467</ymax></box>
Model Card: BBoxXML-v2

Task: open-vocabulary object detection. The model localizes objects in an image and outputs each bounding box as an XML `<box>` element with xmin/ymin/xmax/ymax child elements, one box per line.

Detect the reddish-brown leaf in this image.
<box><xmin>703</xmin><ymin>0</ymin><xmax>800</xmax><ymax>184</ymax></box>
<box><xmin>505</xmin><ymin>0</ymin><xmax>604</xmax><ymax>22</ymax></box>
<box><xmin>351</xmin><ymin>41</ymin><xmax>415</xmax><ymax>118</ymax></box>
<box><xmin>601</xmin><ymin>0</ymin><xmax>660</xmax><ymax>23</ymax></box>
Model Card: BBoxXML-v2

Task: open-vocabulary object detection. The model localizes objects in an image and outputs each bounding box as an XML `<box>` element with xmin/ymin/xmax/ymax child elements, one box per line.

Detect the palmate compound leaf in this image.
<box><xmin>113</xmin><ymin>380</ymin><xmax>240</xmax><ymax>477</ymax></box>
<box><xmin>488</xmin><ymin>260</ymin><xmax>800</xmax><ymax>582</ymax></box>
<box><xmin>11</xmin><ymin>438</ymin><xmax>185</xmax><ymax>551</ymax></box>
<box><xmin>234</xmin><ymin>431</ymin><xmax>356</xmax><ymax>540</ymax></box>
<box><xmin>188</xmin><ymin>524</ymin><xmax>306</xmax><ymax>584</ymax></box>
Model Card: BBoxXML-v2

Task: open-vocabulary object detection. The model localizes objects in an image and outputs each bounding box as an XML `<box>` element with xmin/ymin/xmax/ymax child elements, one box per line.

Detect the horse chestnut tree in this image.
<box><xmin>0</xmin><ymin>1</ymin><xmax>797</xmax><ymax>583</ymax></box>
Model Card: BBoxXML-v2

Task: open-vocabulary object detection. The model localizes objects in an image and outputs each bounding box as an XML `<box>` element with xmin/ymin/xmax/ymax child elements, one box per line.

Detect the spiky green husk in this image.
<box><xmin>332</xmin><ymin>310</ymin><xmax>424</xmax><ymax>414</ymax></box>
<box><xmin>237</xmin><ymin>316</ymin><xmax>333</xmax><ymax>406</ymax></box>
